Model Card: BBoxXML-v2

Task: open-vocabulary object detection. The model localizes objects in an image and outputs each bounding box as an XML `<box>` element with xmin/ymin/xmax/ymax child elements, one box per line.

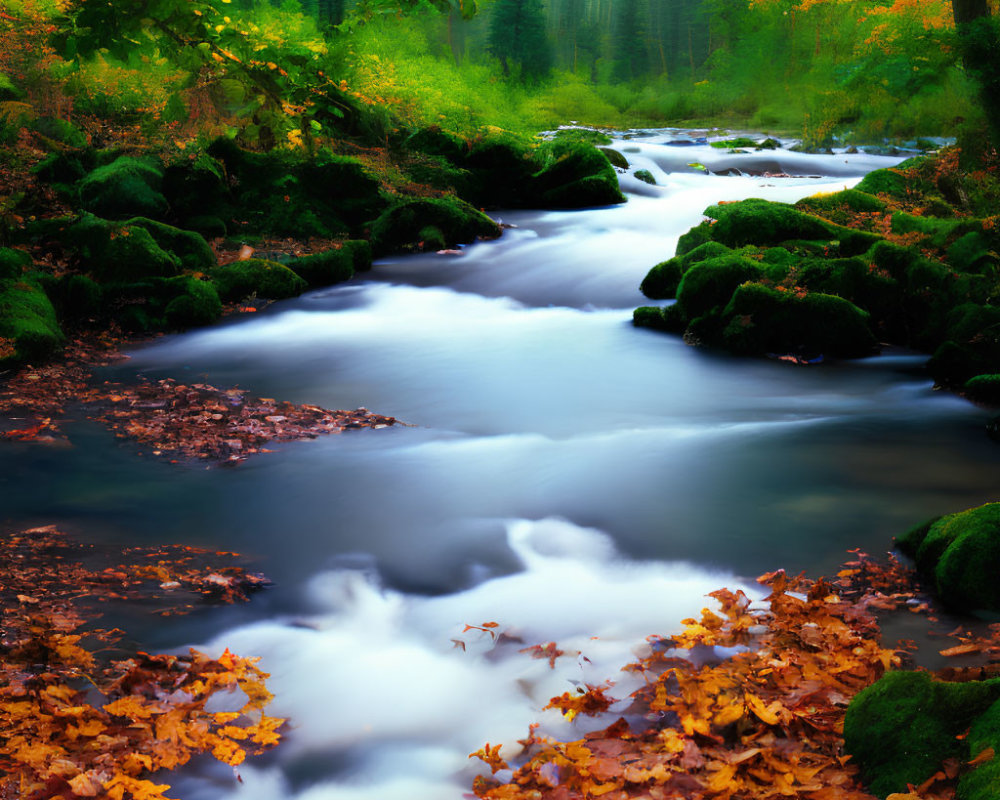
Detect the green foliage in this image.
<box><xmin>487</xmin><ymin>0</ymin><xmax>551</xmax><ymax>83</ymax></box>
<box><xmin>845</xmin><ymin>671</ymin><xmax>1000</xmax><ymax>798</ymax></box>
<box><xmin>123</xmin><ymin>217</ymin><xmax>216</xmax><ymax>270</ymax></box>
<box><xmin>0</xmin><ymin>247</ymin><xmax>31</xmax><ymax>281</ymax></box>
<box><xmin>164</xmin><ymin>277</ymin><xmax>222</xmax><ymax>329</ymax></box>
<box><xmin>210</xmin><ymin>258</ymin><xmax>307</xmax><ymax>302</ymax></box>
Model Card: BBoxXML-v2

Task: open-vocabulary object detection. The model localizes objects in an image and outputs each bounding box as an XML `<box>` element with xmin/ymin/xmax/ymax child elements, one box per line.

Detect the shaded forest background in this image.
<box><xmin>0</xmin><ymin>0</ymin><xmax>992</xmax><ymax>163</ymax></box>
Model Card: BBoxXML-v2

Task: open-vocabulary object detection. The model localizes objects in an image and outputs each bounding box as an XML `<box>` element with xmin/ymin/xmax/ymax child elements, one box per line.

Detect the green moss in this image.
<box><xmin>286</xmin><ymin>248</ymin><xmax>355</xmax><ymax>288</ymax></box>
<box><xmin>0</xmin><ymin>278</ymin><xmax>64</xmax><ymax>364</ymax></box>
<box><xmin>40</xmin><ymin>273</ymin><xmax>104</xmax><ymax>320</ymax></box>
<box><xmin>719</xmin><ymin>283</ymin><xmax>877</xmax><ymax>358</ymax></box>
<box><xmin>31</xmin><ymin>116</ymin><xmax>88</xmax><ymax>149</ymax></box>
<box><xmin>959</xmin><ymin>697</ymin><xmax>1000</xmax><ymax>800</ymax></box>
<box><xmin>796</xmin><ymin>255</ymin><xmax>900</xmax><ymax>326</ymax></box>
<box><xmin>210</xmin><ymin>258</ymin><xmax>306</xmax><ymax>302</ymax></box>
<box><xmin>164</xmin><ymin>277</ymin><xmax>222</xmax><ymax>329</ymax></box>
<box><xmin>640</xmin><ymin>258</ymin><xmax>683</xmax><ymax>299</ymax></box>
<box><xmin>162</xmin><ymin>153</ymin><xmax>229</xmax><ymax>220</ymax></box>
<box><xmin>794</xmin><ymin>189</ymin><xmax>887</xmax><ymax>227</ymax></box>
<box><xmin>552</xmin><ymin>128</ymin><xmax>613</xmax><ymax>146</ymax></box>
<box><xmin>599</xmin><ymin>148</ymin><xmax>629</xmax><ymax>169</ymax></box>
<box><xmin>676</xmin><ymin>221</ymin><xmax>714</xmax><ymax>257</ymax></box>
<box><xmin>634</xmin><ymin>169</ymin><xmax>656</xmax><ymax>185</ymax></box>
<box><xmin>674</xmin><ymin>254</ymin><xmax>764</xmax><ymax>320</ymax></box>
<box><xmin>73</xmin><ymin>219</ymin><xmax>181</xmax><ymax>284</ymax></box>
<box><xmin>461</xmin><ymin>135</ymin><xmax>538</xmax><ymax>208</ymax></box>
<box><xmin>369</xmin><ymin>196</ymin><xmax>500</xmax><ymax>256</ymax></box>
<box><xmin>948</xmin><ymin>231</ymin><xmax>999</xmax><ymax>275</ymax></box>
<box><xmin>78</xmin><ymin>156</ymin><xmax>167</xmax><ymax>220</ymax></box>
<box><xmin>0</xmin><ymin>248</ymin><xmax>31</xmax><ymax>281</ymax></box>
<box><xmin>965</xmin><ymin>373</ymin><xmax>1000</xmax><ymax>405</ymax></box>
<box><xmin>183</xmin><ymin>215</ymin><xmax>228</xmax><ymax>240</ymax></box>
<box><xmin>703</xmin><ymin>198</ymin><xmax>880</xmax><ymax>256</ymax></box>
<box><xmin>632</xmin><ymin>303</ymin><xmax>685</xmax><ymax>333</ymax></box>
<box><xmin>533</xmin><ymin>141</ymin><xmax>625</xmax><ymax>208</ymax></box>
<box><xmin>845</xmin><ymin>671</ymin><xmax>1000</xmax><ymax>798</ymax></box>
<box><xmin>402</xmin><ymin>126</ymin><xmax>468</xmax><ymax>163</ymax></box>
<box><xmin>927</xmin><ymin>304</ymin><xmax>1000</xmax><ymax>385</ymax></box>
<box><xmin>903</xmin><ymin>504</ymin><xmax>1000</xmax><ymax>613</ymax></box>
<box><xmin>341</xmin><ymin>239</ymin><xmax>373</xmax><ymax>272</ymax></box>
<box><xmin>122</xmin><ymin>217</ymin><xmax>215</xmax><ymax>270</ymax></box>
<box><xmin>895</xmin><ymin>516</ymin><xmax>942</xmax><ymax>560</ymax></box>
<box><xmin>710</xmin><ymin>137</ymin><xmax>759</xmax><ymax>149</ymax></box>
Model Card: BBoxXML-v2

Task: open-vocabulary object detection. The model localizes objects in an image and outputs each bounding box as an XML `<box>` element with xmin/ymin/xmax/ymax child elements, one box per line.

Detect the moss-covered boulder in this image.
<box><xmin>210</xmin><ymin>258</ymin><xmax>306</xmax><ymax>302</ymax></box>
<box><xmin>403</xmin><ymin>126</ymin><xmax>468</xmax><ymax>163</ymax></box>
<box><xmin>341</xmin><ymin>239</ymin><xmax>372</xmax><ymax>272</ymax></box>
<box><xmin>854</xmin><ymin>156</ymin><xmax>936</xmax><ymax>198</ymax></box>
<box><xmin>78</xmin><ymin>156</ymin><xmax>167</xmax><ymax>220</ymax></box>
<box><xmin>0</xmin><ymin>278</ymin><xmax>64</xmax><ymax>365</ymax></box>
<box><xmin>926</xmin><ymin>304</ymin><xmax>1000</xmax><ymax>386</ymax></box>
<box><xmin>461</xmin><ymin>134</ymin><xmax>539</xmax><ymax>208</ymax></box>
<box><xmin>641</xmin><ymin>242</ymin><xmax>735</xmax><ymax>300</ymax></box>
<box><xmin>718</xmin><ymin>283</ymin><xmax>878</xmax><ymax>358</ymax></box>
<box><xmin>369</xmin><ymin>196</ymin><xmax>500</xmax><ymax>256</ymax></box>
<box><xmin>164</xmin><ymin>277</ymin><xmax>222</xmax><ymax>329</ymax></box>
<box><xmin>122</xmin><ymin>217</ymin><xmax>215</xmax><ymax>270</ymax></box>
<box><xmin>286</xmin><ymin>248</ymin><xmax>355</xmax><ymax>288</ymax></box>
<box><xmin>600</xmin><ymin>148</ymin><xmax>629</xmax><ymax>169</ymax></box>
<box><xmin>634</xmin><ymin>169</ymin><xmax>656</xmax><ymax>185</ymax></box>
<box><xmin>845</xmin><ymin>670</ymin><xmax>1000</xmax><ymax>798</ymax></box>
<box><xmin>39</xmin><ymin>273</ymin><xmax>103</xmax><ymax>321</ymax></box>
<box><xmin>532</xmin><ymin>140</ymin><xmax>625</xmax><ymax>208</ymax></box>
<box><xmin>0</xmin><ymin>247</ymin><xmax>31</xmax><ymax>281</ymax></box>
<box><xmin>206</xmin><ymin>139</ymin><xmax>384</xmax><ymax>238</ymax></box>
<box><xmin>68</xmin><ymin>215</ymin><xmax>182</xmax><ymax>283</ymax></box>
<box><xmin>674</xmin><ymin>254</ymin><xmax>764</xmax><ymax>320</ymax></box>
<box><xmin>896</xmin><ymin>503</ymin><xmax>1000</xmax><ymax>613</ymax></box>
<box><xmin>965</xmin><ymin>373</ymin><xmax>1000</xmax><ymax>405</ymax></box>
<box><xmin>959</xmin><ymin>697</ymin><xmax>1000</xmax><ymax>800</ymax></box>
<box><xmin>794</xmin><ymin>189</ymin><xmax>887</xmax><ymax>227</ymax></box>
<box><xmin>703</xmin><ymin>198</ymin><xmax>880</xmax><ymax>256</ymax></box>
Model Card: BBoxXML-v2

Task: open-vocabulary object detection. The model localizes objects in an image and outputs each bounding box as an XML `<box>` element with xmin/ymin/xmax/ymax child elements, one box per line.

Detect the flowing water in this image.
<box><xmin>4</xmin><ymin>131</ymin><xmax>1000</xmax><ymax>799</ymax></box>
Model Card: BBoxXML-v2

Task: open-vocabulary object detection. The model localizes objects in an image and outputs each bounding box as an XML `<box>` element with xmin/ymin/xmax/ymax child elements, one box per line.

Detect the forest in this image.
<box><xmin>3</xmin><ymin>0</ymin><xmax>1000</xmax><ymax>799</ymax></box>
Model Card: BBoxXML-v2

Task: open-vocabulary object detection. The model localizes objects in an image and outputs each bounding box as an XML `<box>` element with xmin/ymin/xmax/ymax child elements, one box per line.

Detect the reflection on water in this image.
<box><xmin>2</xmin><ymin>132</ymin><xmax>999</xmax><ymax>799</ymax></box>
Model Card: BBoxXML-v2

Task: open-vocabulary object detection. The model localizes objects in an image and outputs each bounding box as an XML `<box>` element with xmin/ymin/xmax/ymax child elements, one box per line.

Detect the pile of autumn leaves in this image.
<box><xmin>472</xmin><ymin>555</ymin><xmax>980</xmax><ymax>800</ymax></box>
<box><xmin>0</xmin><ymin>526</ymin><xmax>283</xmax><ymax>800</ymax></box>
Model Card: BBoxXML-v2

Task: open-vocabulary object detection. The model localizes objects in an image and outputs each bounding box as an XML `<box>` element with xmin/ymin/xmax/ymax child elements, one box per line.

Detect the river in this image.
<box><xmin>3</xmin><ymin>130</ymin><xmax>1000</xmax><ymax>799</ymax></box>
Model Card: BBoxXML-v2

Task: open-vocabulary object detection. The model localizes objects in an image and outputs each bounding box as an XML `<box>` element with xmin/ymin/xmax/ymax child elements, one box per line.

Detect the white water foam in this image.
<box><xmin>186</xmin><ymin>517</ymin><xmax>754</xmax><ymax>800</ymax></box>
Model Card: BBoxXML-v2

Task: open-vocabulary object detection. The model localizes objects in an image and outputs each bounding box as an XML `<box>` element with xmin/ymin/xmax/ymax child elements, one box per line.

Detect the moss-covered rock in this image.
<box><xmin>68</xmin><ymin>215</ymin><xmax>182</xmax><ymax>283</ymax></box>
<box><xmin>926</xmin><ymin>304</ymin><xmax>1000</xmax><ymax>386</ymax></box>
<box><xmin>898</xmin><ymin>503</ymin><xmax>1000</xmax><ymax>613</ymax></box>
<box><xmin>122</xmin><ymin>217</ymin><xmax>215</xmax><ymax>270</ymax></box>
<box><xmin>599</xmin><ymin>148</ymin><xmax>629</xmax><ymax>168</ymax></box>
<box><xmin>959</xmin><ymin>696</ymin><xmax>1000</xmax><ymax>800</ymax></box>
<box><xmin>0</xmin><ymin>278</ymin><xmax>64</xmax><ymax>365</ymax></box>
<box><xmin>703</xmin><ymin>198</ymin><xmax>880</xmax><ymax>256</ymax></box>
<box><xmin>40</xmin><ymin>273</ymin><xmax>103</xmax><ymax>321</ymax></box>
<box><xmin>845</xmin><ymin>670</ymin><xmax>1000</xmax><ymax>798</ymax></box>
<box><xmin>633</xmin><ymin>303</ymin><xmax>686</xmax><ymax>334</ymax></box>
<box><xmin>948</xmin><ymin>231</ymin><xmax>999</xmax><ymax>275</ymax></box>
<box><xmin>640</xmin><ymin>258</ymin><xmax>683</xmax><ymax>299</ymax></box>
<box><xmin>461</xmin><ymin>135</ymin><xmax>540</xmax><ymax>208</ymax></box>
<box><xmin>31</xmin><ymin>116</ymin><xmax>88</xmax><ymax>149</ymax></box>
<box><xmin>182</xmin><ymin>215</ymin><xmax>228</xmax><ymax>240</ymax></box>
<box><xmin>0</xmin><ymin>247</ymin><xmax>31</xmax><ymax>281</ymax></box>
<box><xmin>794</xmin><ymin>189</ymin><xmax>887</xmax><ymax>227</ymax></box>
<box><xmin>162</xmin><ymin>153</ymin><xmax>230</xmax><ymax>221</ymax></box>
<box><xmin>965</xmin><ymin>373</ymin><xmax>1000</xmax><ymax>405</ymax></box>
<box><xmin>634</xmin><ymin>169</ymin><xmax>656</xmax><ymax>185</ymax></box>
<box><xmin>78</xmin><ymin>156</ymin><xmax>167</xmax><ymax>220</ymax></box>
<box><xmin>369</xmin><ymin>196</ymin><xmax>500</xmax><ymax>256</ymax></box>
<box><xmin>286</xmin><ymin>248</ymin><xmax>355</xmax><ymax>288</ymax></box>
<box><xmin>719</xmin><ymin>283</ymin><xmax>878</xmax><ymax>358</ymax></box>
<box><xmin>403</xmin><ymin>126</ymin><xmax>468</xmax><ymax>163</ymax></box>
<box><xmin>210</xmin><ymin>258</ymin><xmax>306</xmax><ymax>302</ymax></box>
<box><xmin>341</xmin><ymin>239</ymin><xmax>372</xmax><ymax>272</ymax></box>
<box><xmin>206</xmin><ymin>139</ymin><xmax>384</xmax><ymax>238</ymax></box>
<box><xmin>532</xmin><ymin>140</ymin><xmax>625</xmax><ymax>208</ymax></box>
<box><xmin>163</xmin><ymin>277</ymin><xmax>222</xmax><ymax>329</ymax></box>
<box><xmin>674</xmin><ymin>254</ymin><xmax>764</xmax><ymax>320</ymax></box>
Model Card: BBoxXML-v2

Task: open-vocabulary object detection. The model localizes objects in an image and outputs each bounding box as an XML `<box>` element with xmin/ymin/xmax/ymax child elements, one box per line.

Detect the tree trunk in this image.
<box><xmin>951</xmin><ymin>0</ymin><xmax>1000</xmax><ymax>146</ymax></box>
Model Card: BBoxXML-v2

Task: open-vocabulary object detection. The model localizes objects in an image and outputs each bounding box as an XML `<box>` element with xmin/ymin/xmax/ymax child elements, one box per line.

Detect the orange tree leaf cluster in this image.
<box><xmin>471</xmin><ymin>557</ymin><xmax>934</xmax><ymax>800</ymax></box>
<box><xmin>0</xmin><ymin>525</ymin><xmax>284</xmax><ymax>800</ymax></box>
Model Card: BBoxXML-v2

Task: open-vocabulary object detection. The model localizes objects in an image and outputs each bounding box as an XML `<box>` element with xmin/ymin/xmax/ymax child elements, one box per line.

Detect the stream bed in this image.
<box><xmin>3</xmin><ymin>131</ymin><xmax>1000</xmax><ymax>799</ymax></box>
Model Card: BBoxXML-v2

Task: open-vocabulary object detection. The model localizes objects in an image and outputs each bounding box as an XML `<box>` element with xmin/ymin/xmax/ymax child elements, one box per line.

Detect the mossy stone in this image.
<box><xmin>719</xmin><ymin>283</ymin><xmax>877</xmax><ymax>358</ymax></box>
<box><xmin>122</xmin><ymin>217</ymin><xmax>215</xmax><ymax>270</ymax></box>
<box><xmin>341</xmin><ymin>239</ymin><xmax>372</xmax><ymax>272</ymax></box>
<box><xmin>31</xmin><ymin>116</ymin><xmax>88</xmax><ymax>149</ymax></box>
<box><xmin>41</xmin><ymin>273</ymin><xmax>104</xmax><ymax>320</ymax></box>
<box><xmin>161</xmin><ymin>153</ymin><xmax>229</xmax><ymax>220</ymax></box>
<box><xmin>599</xmin><ymin>148</ymin><xmax>629</xmax><ymax>169</ymax></box>
<box><xmin>794</xmin><ymin>189</ymin><xmax>887</xmax><ymax>227</ymax></box>
<box><xmin>633</xmin><ymin>304</ymin><xmax>685</xmax><ymax>333</ymax></box>
<box><xmin>164</xmin><ymin>278</ymin><xmax>222</xmax><ymax>329</ymax></box>
<box><xmin>78</xmin><ymin>156</ymin><xmax>167</xmax><ymax>220</ymax></box>
<box><xmin>845</xmin><ymin>671</ymin><xmax>1000</xmax><ymax>798</ymax></box>
<box><xmin>369</xmin><ymin>197</ymin><xmax>500</xmax><ymax>256</ymax></box>
<box><xmin>0</xmin><ymin>278</ymin><xmax>64</xmax><ymax>365</ymax></box>
<box><xmin>640</xmin><ymin>258</ymin><xmax>683</xmax><ymax>299</ymax></box>
<box><xmin>533</xmin><ymin>141</ymin><xmax>625</xmax><ymax>208</ymax></box>
<box><xmin>461</xmin><ymin>136</ymin><xmax>538</xmax><ymax>208</ymax></box>
<box><xmin>286</xmin><ymin>248</ymin><xmax>355</xmax><ymax>288</ymax></box>
<box><xmin>958</xmin><ymin>697</ymin><xmax>1000</xmax><ymax>800</ymax></box>
<box><xmin>949</xmin><ymin>231</ymin><xmax>998</xmax><ymax>275</ymax></box>
<box><xmin>210</xmin><ymin>258</ymin><xmax>307</xmax><ymax>302</ymax></box>
<box><xmin>964</xmin><ymin>373</ymin><xmax>1000</xmax><ymax>404</ymax></box>
<box><xmin>676</xmin><ymin>221</ymin><xmax>714</xmax><ymax>257</ymax></box>
<box><xmin>0</xmin><ymin>248</ymin><xmax>31</xmax><ymax>280</ymax></box>
<box><xmin>674</xmin><ymin>254</ymin><xmax>764</xmax><ymax>320</ymax></box>
<box><xmin>72</xmin><ymin>219</ymin><xmax>182</xmax><ymax>284</ymax></box>
<box><xmin>403</xmin><ymin>126</ymin><xmax>467</xmax><ymax>163</ymax></box>
<box><xmin>634</xmin><ymin>169</ymin><xmax>656</xmax><ymax>185</ymax></box>
<box><xmin>183</xmin><ymin>215</ymin><xmax>228</xmax><ymax>240</ymax></box>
